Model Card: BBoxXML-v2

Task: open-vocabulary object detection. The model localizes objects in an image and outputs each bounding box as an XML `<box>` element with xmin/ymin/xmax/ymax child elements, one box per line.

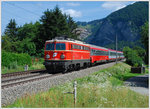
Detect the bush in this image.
<box><xmin>2</xmin><ymin>51</ymin><xmax>32</xmax><ymax>68</ymax></box>
<box><xmin>123</xmin><ymin>47</ymin><xmax>143</xmax><ymax>66</ymax></box>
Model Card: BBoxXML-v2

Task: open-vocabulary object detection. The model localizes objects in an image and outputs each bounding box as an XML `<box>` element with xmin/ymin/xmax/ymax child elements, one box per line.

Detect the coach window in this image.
<box><xmin>98</xmin><ymin>50</ymin><xmax>101</xmax><ymax>55</ymax></box>
<box><xmin>101</xmin><ymin>51</ymin><xmax>103</xmax><ymax>55</ymax></box>
<box><xmin>104</xmin><ymin>51</ymin><xmax>106</xmax><ymax>55</ymax></box>
<box><xmin>75</xmin><ymin>45</ymin><xmax>77</xmax><ymax>49</ymax></box>
<box><xmin>74</xmin><ymin>45</ymin><xmax>77</xmax><ymax>49</ymax></box>
<box><xmin>76</xmin><ymin>45</ymin><xmax>78</xmax><ymax>49</ymax></box>
<box><xmin>79</xmin><ymin>46</ymin><xmax>81</xmax><ymax>49</ymax></box>
<box><xmin>73</xmin><ymin>45</ymin><xmax>75</xmax><ymax>49</ymax></box>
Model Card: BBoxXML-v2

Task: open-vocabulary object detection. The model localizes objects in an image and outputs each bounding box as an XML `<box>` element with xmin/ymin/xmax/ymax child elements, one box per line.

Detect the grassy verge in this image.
<box><xmin>1</xmin><ymin>58</ymin><xmax>45</xmax><ymax>74</ymax></box>
<box><xmin>5</xmin><ymin>63</ymin><xmax>149</xmax><ymax>108</ymax></box>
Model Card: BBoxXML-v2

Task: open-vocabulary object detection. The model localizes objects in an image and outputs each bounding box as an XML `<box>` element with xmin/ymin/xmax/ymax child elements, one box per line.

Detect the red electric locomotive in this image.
<box><xmin>43</xmin><ymin>37</ymin><xmax>91</xmax><ymax>72</ymax></box>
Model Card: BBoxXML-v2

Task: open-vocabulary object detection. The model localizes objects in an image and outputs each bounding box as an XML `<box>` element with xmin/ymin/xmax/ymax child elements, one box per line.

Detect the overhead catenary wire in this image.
<box><xmin>4</xmin><ymin>2</ymin><xmax>41</xmax><ymax>17</ymax></box>
<box><xmin>2</xmin><ymin>9</ymin><xmax>29</xmax><ymax>21</ymax></box>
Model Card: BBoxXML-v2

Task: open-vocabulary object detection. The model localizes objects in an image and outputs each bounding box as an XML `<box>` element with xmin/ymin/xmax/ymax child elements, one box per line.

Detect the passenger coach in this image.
<box><xmin>90</xmin><ymin>45</ymin><xmax>109</xmax><ymax>64</ymax></box>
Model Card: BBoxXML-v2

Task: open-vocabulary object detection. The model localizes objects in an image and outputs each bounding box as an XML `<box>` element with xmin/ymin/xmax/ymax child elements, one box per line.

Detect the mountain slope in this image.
<box><xmin>78</xmin><ymin>2</ymin><xmax>148</xmax><ymax>50</ymax></box>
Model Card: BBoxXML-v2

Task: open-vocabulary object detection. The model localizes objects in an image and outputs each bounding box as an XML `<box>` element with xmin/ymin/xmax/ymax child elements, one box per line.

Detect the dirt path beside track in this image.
<box><xmin>124</xmin><ymin>74</ymin><xmax>149</xmax><ymax>96</ymax></box>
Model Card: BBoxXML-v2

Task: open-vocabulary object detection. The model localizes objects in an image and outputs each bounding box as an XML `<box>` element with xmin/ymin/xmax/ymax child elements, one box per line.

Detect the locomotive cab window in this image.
<box><xmin>46</xmin><ymin>43</ymin><xmax>54</xmax><ymax>50</ymax></box>
<box><xmin>56</xmin><ymin>43</ymin><xmax>66</xmax><ymax>50</ymax></box>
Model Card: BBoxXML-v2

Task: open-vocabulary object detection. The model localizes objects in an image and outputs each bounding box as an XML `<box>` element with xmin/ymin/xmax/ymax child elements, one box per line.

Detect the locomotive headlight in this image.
<box><xmin>60</xmin><ymin>54</ymin><xmax>65</xmax><ymax>59</ymax></box>
<box><xmin>46</xmin><ymin>54</ymin><xmax>50</xmax><ymax>59</ymax></box>
<box><xmin>53</xmin><ymin>53</ymin><xmax>57</xmax><ymax>57</ymax></box>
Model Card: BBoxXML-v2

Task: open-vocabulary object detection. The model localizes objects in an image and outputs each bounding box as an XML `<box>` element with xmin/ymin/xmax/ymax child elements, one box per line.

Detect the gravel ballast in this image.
<box><xmin>1</xmin><ymin>62</ymin><xmax>116</xmax><ymax>106</ymax></box>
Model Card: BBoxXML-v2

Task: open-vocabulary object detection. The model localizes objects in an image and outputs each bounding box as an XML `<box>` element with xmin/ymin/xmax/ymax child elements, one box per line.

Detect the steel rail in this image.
<box><xmin>1</xmin><ymin>73</ymin><xmax>62</xmax><ymax>89</ymax></box>
<box><xmin>2</xmin><ymin>69</ymin><xmax>46</xmax><ymax>78</ymax></box>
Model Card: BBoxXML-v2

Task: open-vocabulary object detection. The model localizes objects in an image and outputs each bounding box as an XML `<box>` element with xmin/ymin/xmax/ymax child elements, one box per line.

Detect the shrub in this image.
<box><xmin>123</xmin><ymin>47</ymin><xmax>143</xmax><ymax>67</ymax></box>
<box><xmin>2</xmin><ymin>51</ymin><xmax>32</xmax><ymax>68</ymax></box>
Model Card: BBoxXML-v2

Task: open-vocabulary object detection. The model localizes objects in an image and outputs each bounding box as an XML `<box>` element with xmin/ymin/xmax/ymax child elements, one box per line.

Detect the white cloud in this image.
<box><xmin>61</xmin><ymin>8</ymin><xmax>82</xmax><ymax>17</ymax></box>
<box><xmin>101</xmin><ymin>2</ymin><xmax>128</xmax><ymax>11</ymax></box>
<box><xmin>67</xmin><ymin>3</ymin><xmax>80</xmax><ymax>6</ymax></box>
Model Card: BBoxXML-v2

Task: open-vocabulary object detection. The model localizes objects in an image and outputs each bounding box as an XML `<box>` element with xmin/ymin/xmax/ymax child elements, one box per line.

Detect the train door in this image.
<box><xmin>70</xmin><ymin>43</ymin><xmax>73</xmax><ymax>60</ymax></box>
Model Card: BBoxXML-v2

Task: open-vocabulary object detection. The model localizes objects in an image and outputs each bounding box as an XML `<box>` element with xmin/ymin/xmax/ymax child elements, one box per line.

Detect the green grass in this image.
<box><xmin>1</xmin><ymin>58</ymin><xmax>45</xmax><ymax>74</ymax></box>
<box><xmin>4</xmin><ymin>63</ymin><xmax>149</xmax><ymax>108</ymax></box>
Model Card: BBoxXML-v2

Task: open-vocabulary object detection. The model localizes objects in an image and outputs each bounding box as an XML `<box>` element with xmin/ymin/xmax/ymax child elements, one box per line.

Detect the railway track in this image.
<box><xmin>2</xmin><ymin>73</ymin><xmax>47</xmax><ymax>84</ymax></box>
<box><xmin>1</xmin><ymin>69</ymin><xmax>63</xmax><ymax>89</ymax></box>
<box><xmin>2</xmin><ymin>69</ymin><xmax>46</xmax><ymax>78</ymax></box>
<box><xmin>1</xmin><ymin>61</ymin><xmax>125</xmax><ymax>89</ymax></box>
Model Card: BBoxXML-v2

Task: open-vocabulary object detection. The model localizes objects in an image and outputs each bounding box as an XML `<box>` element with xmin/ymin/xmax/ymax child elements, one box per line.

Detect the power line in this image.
<box><xmin>30</xmin><ymin>2</ymin><xmax>46</xmax><ymax>11</ymax></box>
<box><xmin>5</xmin><ymin>2</ymin><xmax>40</xmax><ymax>17</ymax></box>
<box><xmin>3</xmin><ymin>9</ymin><xmax>29</xmax><ymax>21</ymax></box>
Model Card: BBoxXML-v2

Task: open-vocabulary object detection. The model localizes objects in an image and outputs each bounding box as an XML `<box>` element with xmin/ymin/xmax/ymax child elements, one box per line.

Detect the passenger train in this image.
<box><xmin>43</xmin><ymin>37</ymin><xmax>124</xmax><ymax>73</ymax></box>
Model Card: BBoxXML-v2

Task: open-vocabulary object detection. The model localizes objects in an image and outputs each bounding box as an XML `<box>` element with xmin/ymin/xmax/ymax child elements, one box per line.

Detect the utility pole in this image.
<box><xmin>105</xmin><ymin>34</ymin><xmax>118</xmax><ymax>65</ymax></box>
<box><xmin>116</xmin><ymin>35</ymin><xmax>118</xmax><ymax>64</ymax></box>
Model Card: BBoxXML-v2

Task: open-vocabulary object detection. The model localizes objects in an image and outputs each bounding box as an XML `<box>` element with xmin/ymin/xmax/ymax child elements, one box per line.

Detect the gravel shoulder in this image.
<box><xmin>124</xmin><ymin>74</ymin><xmax>149</xmax><ymax>96</ymax></box>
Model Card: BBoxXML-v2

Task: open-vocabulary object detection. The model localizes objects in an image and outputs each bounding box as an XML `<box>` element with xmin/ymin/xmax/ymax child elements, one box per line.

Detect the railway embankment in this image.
<box><xmin>2</xmin><ymin>62</ymin><xmax>116</xmax><ymax>106</ymax></box>
<box><xmin>2</xmin><ymin>62</ymin><xmax>149</xmax><ymax>108</ymax></box>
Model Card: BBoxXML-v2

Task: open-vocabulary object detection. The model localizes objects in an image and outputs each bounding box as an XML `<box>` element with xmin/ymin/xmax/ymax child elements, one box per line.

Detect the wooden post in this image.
<box><xmin>64</xmin><ymin>81</ymin><xmax>77</xmax><ymax>108</ymax></box>
<box><xmin>74</xmin><ymin>81</ymin><xmax>77</xmax><ymax>108</ymax></box>
<box><xmin>24</xmin><ymin>65</ymin><xmax>28</xmax><ymax>71</ymax></box>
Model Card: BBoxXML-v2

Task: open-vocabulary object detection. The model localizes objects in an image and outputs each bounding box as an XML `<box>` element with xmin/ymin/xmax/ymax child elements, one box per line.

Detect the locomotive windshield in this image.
<box><xmin>45</xmin><ymin>43</ymin><xmax>65</xmax><ymax>50</ymax></box>
<box><xmin>46</xmin><ymin>43</ymin><xmax>54</xmax><ymax>50</ymax></box>
<box><xmin>56</xmin><ymin>43</ymin><xmax>66</xmax><ymax>50</ymax></box>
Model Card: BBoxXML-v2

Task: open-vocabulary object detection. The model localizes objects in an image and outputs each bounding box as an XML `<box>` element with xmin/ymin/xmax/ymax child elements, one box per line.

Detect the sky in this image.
<box><xmin>1</xmin><ymin>1</ymin><xmax>136</xmax><ymax>34</ymax></box>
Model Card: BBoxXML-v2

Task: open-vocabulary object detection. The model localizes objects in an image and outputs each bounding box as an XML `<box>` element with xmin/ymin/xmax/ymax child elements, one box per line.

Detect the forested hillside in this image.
<box><xmin>78</xmin><ymin>2</ymin><xmax>148</xmax><ymax>50</ymax></box>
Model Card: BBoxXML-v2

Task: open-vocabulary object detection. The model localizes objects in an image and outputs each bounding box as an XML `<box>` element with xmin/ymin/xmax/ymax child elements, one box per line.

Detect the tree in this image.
<box><xmin>123</xmin><ymin>46</ymin><xmax>143</xmax><ymax>66</ymax></box>
<box><xmin>133</xmin><ymin>46</ymin><xmax>146</xmax><ymax>61</ymax></box>
<box><xmin>16</xmin><ymin>22</ymin><xmax>40</xmax><ymax>56</ymax></box>
<box><xmin>2</xmin><ymin>35</ymin><xmax>13</xmax><ymax>52</ymax></box>
<box><xmin>36</xmin><ymin>5</ymin><xmax>78</xmax><ymax>56</ymax></box>
<box><xmin>40</xmin><ymin>6</ymin><xmax>69</xmax><ymax>40</ymax></box>
<box><xmin>67</xmin><ymin>16</ymin><xmax>78</xmax><ymax>39</ymax></box>
<box><xmin>16</xmin><ymin>38</ymin><xmax>36</xmax><ymax>56</ymax></box>
<box><xmin>2</xmin><ymin>34</ymin><xmax>20</xmax><ymax>52</ymax></box>
<box><xmin>17</xmin><ymin>22</ymin><xmax>40</xmax><ymax>41</ymax></box>
<box><xmin>4</xmin><ymin>19</ymin><xmax>18</xmax><ymax>41</ymax></box>
<box><xmin>141</xmin><ymin>22</ymin><xmax>149</xmax><ymax>64</ymax></box>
